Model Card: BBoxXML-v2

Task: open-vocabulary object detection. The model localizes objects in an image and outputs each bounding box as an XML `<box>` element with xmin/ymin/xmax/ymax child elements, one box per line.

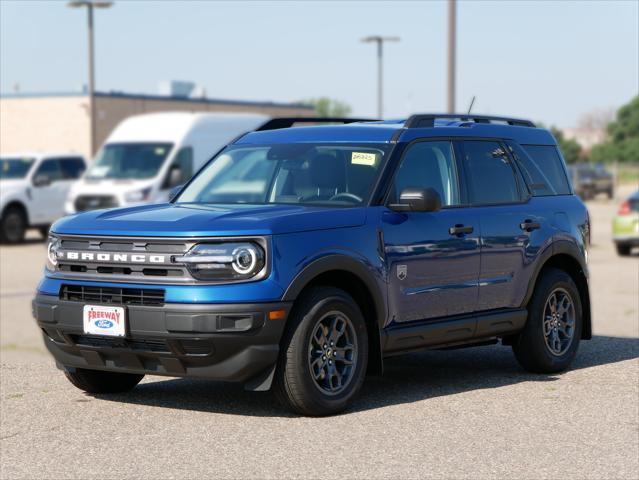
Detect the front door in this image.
<box><xmin>30</xmin><ymin>159</ymin><xmax>67</xmax><ymax>224</ymax></box>
<box><xmin>382</xmin><ymin>140</ymin><xmax>480</xmax><ymax>324</ymax></box>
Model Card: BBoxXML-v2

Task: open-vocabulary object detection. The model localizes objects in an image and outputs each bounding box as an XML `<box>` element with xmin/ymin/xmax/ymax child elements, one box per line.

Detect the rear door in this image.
<box><xmin>382</xmin><ymin>140</ymin><xmax>481</xmax><ymax>323</ymax></box>
<box><xmin>460</xmin><ymin>140</ymin><xmax>550</xmax><ymax>311</ymax></box>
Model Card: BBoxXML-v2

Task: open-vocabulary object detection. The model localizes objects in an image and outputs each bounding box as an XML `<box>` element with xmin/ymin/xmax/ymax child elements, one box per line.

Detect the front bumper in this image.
<box><xmin>614</xmin><ymin>236</ymin><xmax>639</xmax><ymax>247</ymax></box>
<box><xmin>32</xmin><ymin>294</ymin><xmax>290</xmax><ymax>387</ymax></box>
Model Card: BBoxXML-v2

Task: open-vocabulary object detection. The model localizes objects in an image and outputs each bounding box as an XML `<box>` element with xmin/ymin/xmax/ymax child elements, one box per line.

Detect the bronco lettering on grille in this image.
<box><xmin>60</xmin><ymin>252</ymin><xmax>168</xmax><ymax>264</ymax></box>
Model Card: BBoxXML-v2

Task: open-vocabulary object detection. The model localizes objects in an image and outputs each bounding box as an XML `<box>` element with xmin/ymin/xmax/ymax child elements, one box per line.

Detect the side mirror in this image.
<box><xmin>390</xmin><ymin>187</ymin><xmax>442</xmax><ymax>213</ymax></box>
<box><xmin>167</xmin><ymin>166</ymin><xmax>184</xmax><ymax>189</ymax></box>
<box><xmin>168</xmin><ymin>185</ymin><xmax>183</xmax><ymax>202</ymax></box>
<box><xmin>32</xmin><ymin>174</ymin><xmax>52</xmax><ymax>187</ymax></box>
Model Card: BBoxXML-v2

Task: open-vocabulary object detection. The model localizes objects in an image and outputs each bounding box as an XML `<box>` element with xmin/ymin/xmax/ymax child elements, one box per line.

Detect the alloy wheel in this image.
<box><xmin>543</xmin><ymin>288</ymin><xmax>576</xmax><ymax>356</ymax></box>
<box><xmin>307</xmin><ymin>311</ymin><xmax>358</xmax><ymax>396</ymax></box>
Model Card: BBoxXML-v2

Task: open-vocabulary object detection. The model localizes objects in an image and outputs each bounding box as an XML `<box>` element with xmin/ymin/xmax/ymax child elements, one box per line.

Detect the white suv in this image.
<box><xmin>0</xmin><ymin>153</ymin><xmax>86</xmax><ymax>243</ymax></box>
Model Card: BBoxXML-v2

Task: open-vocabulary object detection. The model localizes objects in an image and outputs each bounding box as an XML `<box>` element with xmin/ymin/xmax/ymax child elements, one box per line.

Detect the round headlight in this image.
<box><xmin>46</xmin><ymin>236</ymin><xmax>60</xmax><ymax>271</ymax></box>
<box><xmin>232</xmin><ymin>246</ymin><xmax>257</xmax><ymax>274</ymax></box>
<box><xmin>175</xmin><ymin>241</ymin><xmax>266</xmax><ymax>281</ymax></box>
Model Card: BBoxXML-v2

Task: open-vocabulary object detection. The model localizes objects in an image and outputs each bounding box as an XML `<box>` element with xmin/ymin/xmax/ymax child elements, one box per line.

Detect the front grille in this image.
<box><xmin>74</xmin><ymin>195</ymin><xmax>118</xmax><ymax>212</ymax></box>
<box><xmin>73</xmin><ymin>335</ymin><xmax>170</xmax><ymax>353</ymax></box>
<box><xmin>60</xmin><ymin>285</ymin><xmax>165</xmax><ymax>306</ymax></box>
<box><xmin>53</xmin><ymin>235</ymin><xmax>194</xmax><ymax>283</ymax></box>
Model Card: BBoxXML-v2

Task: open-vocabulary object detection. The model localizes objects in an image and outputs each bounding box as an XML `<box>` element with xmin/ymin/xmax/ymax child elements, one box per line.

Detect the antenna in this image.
<box><xmin>467</xmin><ymin>96</ymin><xmax>476</xmax><ymax>115</ymax></box>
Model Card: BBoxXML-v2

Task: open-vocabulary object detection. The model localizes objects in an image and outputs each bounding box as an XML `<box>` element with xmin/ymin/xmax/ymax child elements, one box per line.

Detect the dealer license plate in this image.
<box><xmin>83</xmin><ymin>305</ymin><xmax>126</xmax><ymax>337</ymax></box>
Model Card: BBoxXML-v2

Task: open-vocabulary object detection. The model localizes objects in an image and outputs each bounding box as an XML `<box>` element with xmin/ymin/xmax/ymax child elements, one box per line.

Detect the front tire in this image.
<box><xmin>274</xmin><ymin>287</ymin><xmax>368</xmax><ymax>416</ymax></box>
<box><xmin>513</xmin><ymin>268</ymin><xmax>582</xmax><ymax>373</ymax></box>
<box><xmin>64</xmin><ymin>368</ymin><xmax>144</xmax><ymax>394</ymax></box>
<box><xmin>0</xmin><ymin>206</ymin><xmax>26</xmax><ymax>244</ymax></box>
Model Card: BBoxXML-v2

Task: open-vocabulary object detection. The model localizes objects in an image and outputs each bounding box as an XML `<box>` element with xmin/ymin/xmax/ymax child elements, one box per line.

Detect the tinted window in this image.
<box><xmin>463</xmin><ymin>141</ymin><xmax>520</xmax><ymax>204</ymax></box>
<box><xmin>520</xmin><ymin>145</ymin><xmax>571</xmax><ymax>195</ymax></box>
<box><xmin>393</xmin><ymin>141</ymin><xmax>460</xmax><ymax>206</ymax></box>
<box><xmin>177</xmin><ymin>143</ymin><xmax>388</xmax><ymax>206</ymax></box>
<box><xmin>0</xmin><ymin>157</ymin><xmax>34</xmax><ymax>179</ymax></box>
<box><xmin>164</xmin><ymin>147</ymin><xmax>193</xmax><ymax>188</ymax></box>
<box><xmin>58</xmin><ymin>157</ymin><xmax>86</xmax><ymax>179</ymax></box>
<box><xmin>34</xmin><ymin>159</ymin><xmax>63</xmax><ymax>182</ymax></box>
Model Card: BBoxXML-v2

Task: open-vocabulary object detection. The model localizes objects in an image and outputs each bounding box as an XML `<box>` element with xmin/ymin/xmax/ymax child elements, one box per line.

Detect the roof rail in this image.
<box><xmin>256</xmin><ymin>117</ymin><xmax>378</xmax><ymax>131</ymax></box>
<box><xmin>404</xmin><ymin>114</ymin><xmax>535</xmax><ymax>128</ymax></box>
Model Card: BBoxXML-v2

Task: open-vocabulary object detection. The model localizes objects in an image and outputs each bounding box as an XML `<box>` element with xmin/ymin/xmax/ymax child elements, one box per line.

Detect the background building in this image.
<box><xmin>562</xmin><ymin>127</ymin><xmax>607</xmax><ymax>152</ymax></box>
<box><xmin>0</xmin><ymin>91</ymin><xmax>314</xmax><ymax>159</ymax></box>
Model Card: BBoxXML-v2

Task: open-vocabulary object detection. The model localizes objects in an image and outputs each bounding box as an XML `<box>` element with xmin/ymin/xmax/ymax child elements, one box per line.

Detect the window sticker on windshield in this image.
<box><xmin>351</xmin><ymin>152</ymin><xmax>377</xmax><ymax>166</ymax></box>
<box><xmin>154</xmin><ymin>147</ymin><xmax>166</xmax><ymax>156</ymax></box>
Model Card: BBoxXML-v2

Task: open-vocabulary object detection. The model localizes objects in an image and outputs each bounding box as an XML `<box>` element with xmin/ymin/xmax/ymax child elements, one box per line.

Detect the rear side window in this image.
<box><xmin>519</xmin><ymin>145</ymin><xmax>571</xmax><ymax>196</ymax></box>
<box><xmin>462</xmin><ymin>141</ymin><xmax>521</xmax><ymax>204</ymax></box>
<box><xmin>58</xmin><ymin>157</ymin><xmax>86</xmax><ymax>179</ymax></box>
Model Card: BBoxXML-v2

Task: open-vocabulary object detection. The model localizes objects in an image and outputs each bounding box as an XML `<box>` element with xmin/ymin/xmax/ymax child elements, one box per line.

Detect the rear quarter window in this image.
<box><xmin>518</xmin><ymin>144</ymin><xmax>572</xmax><ymax>196</ymax></box>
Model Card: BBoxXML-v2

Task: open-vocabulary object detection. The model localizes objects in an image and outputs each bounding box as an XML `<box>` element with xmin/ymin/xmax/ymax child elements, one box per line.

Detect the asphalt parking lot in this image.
<box><xmin>1</xmin><ymin>188</ymin><xmax>637</xmax><ymax>480</ymax></box>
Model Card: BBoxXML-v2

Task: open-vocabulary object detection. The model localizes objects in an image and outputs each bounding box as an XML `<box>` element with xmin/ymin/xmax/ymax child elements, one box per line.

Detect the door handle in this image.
<box><xmin>449</xmin><ymin>224</ymin><xmax>474</xmax><ymax>236</ymax></box>
<box><xmin>520</xmin><ymin>219</ymin><xmax>541</xmax><ymax>232</ymax></box>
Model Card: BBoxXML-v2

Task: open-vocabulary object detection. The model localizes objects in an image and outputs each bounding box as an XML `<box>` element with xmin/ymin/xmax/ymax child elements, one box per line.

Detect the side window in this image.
<box><xmin>164</xmin><ymin>147</ymin><xmax>193</xmax><ymax>188</ymax></box>
<box><xmin>393</xmin><ymin>141</ymin><xmax>460</xmax><ymax>206</ymax></box>
<box><xmin>520</xmin><ymin>145</ymin><xmax>571</xmax><ymax>195</ymax></box>
<box><xmin>462</xmin><ymin>141</ymin><xmax>521</xmax><ymax>204</ymax></box>
<box><xmin>58</xmin><ymin>157</ymin><xmax>86</xmax><ymax>180</ymax></box>
<box><xmin>34</xmin><ymin>159</ymin><xmax>63</xmax><ymax>182</ymax></box>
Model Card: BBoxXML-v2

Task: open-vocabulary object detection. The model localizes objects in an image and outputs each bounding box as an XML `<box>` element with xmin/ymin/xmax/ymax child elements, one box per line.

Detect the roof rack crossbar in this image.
<box><xmin>256</xmin><ymin>117</ymin><xmax>378</xmax><ymax>131</ymax></box>
<box><xmin>404</xmin><ymin>114</ymin><xmax>535</xmax><ymax>128</ymax></box>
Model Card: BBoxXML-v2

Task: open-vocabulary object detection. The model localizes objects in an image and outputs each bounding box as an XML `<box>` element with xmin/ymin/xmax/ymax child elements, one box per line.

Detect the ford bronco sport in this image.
<box><xmin>33</xmin><ymin>114</ymin><xmax>591</xmax><ymax>416</ymax></box>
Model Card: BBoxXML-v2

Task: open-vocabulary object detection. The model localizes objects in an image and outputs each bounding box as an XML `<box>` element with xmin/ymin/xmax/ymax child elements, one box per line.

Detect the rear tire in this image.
<box><xmin>274</xmin><ymin>286</ymin><xmax>368</xmax><ymax>416</ymax></box>
<box><xmin>0</xmin><ymin>206</ymin><xmax>27</xmax><ymax>244</ymax></box>
<box><xmin>616</xmin><ymin>244</ymin><xmax>632</xmax><ymax>256</ymax></box>
<box><xmin>513</xmin><ymin>268</ymin><xmax>582</xmax><ymax>374</ymax></box>
<box><xmin>64</xmin><ymin>368</ymin><xmax>144</xmax><ymax>394</ymax></box>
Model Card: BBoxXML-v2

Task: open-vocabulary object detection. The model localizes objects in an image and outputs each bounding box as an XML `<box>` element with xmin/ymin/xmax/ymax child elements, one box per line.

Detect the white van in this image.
<box><xmin>1</xmin><ymin>153</ymin><xmax>87</xmax><ymax>243</ymax></box>
<box><xmin>65</xmin><ymin>112</ymin><xmax>272</xmax><ymax>214</ymax></box>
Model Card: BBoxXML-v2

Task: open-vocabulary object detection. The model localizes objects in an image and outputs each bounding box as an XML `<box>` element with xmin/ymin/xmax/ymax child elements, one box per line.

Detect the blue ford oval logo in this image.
<box><xmin>95</xmin><ymin>319</ymin><xmax>114</xmax><ymax>329</ymax></box>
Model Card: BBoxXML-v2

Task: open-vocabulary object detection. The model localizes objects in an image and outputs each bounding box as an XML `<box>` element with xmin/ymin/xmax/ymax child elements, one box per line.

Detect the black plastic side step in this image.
<box><xmin>382</xmin><ymin>308</ymin><xmax>527</xmax><ymax>355</ymax></box>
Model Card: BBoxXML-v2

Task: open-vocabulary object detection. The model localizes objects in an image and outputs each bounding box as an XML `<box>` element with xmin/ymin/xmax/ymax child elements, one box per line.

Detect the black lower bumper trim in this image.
<box><xmin>32</xmin><ymin>294</ymin><xmax>291</xmax><ymax>384</ymax></box>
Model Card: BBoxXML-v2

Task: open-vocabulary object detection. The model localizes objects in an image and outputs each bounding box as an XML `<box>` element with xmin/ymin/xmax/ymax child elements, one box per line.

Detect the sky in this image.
<box><xmin>1</xmin><ymin>0</ymin><xmax>638</xmax><ymax>128</ymax></box>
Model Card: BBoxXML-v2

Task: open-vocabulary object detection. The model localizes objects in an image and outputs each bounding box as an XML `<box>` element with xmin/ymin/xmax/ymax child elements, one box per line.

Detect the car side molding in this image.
<box><xmin>382</xmin><ymin>308</ymin><xmax>528</xmax><ymax>355</ymax></box>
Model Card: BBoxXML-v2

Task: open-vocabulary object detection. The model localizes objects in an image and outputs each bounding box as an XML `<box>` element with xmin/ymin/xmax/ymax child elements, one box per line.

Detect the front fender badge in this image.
<box><xmin>397</xmin><ymin>264</ymin><xmax>407</xmax><ymax>281</ymax></box>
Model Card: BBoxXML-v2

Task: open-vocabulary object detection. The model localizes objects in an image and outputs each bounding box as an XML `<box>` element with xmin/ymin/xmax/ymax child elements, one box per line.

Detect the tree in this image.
<box><xmin>302</xmin><ymin>97</ymin><xmax>352</xmax><ymax>117</ymax></box>
<box><xmin>590</xmin><ymin>96</ymin><xmax>639</xmax><ymax>164</ymax></box>
<box><xmin>549</xmin><ymin>127</ymin><xmax>582</xmax><ymax>164</ymax></box>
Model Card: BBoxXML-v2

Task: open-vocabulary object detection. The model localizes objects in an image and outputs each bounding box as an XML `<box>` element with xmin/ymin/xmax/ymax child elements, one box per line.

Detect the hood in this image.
<box><xmin>52</xmin><ymin>203</ymin><xmax>368</xmax><ymax>237</ymax></box>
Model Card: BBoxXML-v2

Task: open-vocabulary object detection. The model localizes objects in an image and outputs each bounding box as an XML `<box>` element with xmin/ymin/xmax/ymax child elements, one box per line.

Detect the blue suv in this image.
<box><xmin>33</xmin><ymin>114</ymin><xmax>591</xmax><ymax>415</ymax></box>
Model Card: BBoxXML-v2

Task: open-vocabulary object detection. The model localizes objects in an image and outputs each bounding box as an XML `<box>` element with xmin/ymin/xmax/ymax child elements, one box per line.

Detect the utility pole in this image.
<box><xmin>447</xmin><ymin>0</ymin><xmax>456</xmax><ymax>114</ymax></box>
<box><xmin>361</xmin><ymin>35</ymin><xmax>400</xmax><ymax>119</ymax></box>
<box><xmin>68</xmin><ymin>1</ymin><xmax>113</xmax><ymax>156</ymax></box>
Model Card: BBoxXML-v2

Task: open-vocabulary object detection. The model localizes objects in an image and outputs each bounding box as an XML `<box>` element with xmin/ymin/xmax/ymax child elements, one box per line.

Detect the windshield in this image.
<box><xmin>176</xmin><ymin>143</ymin><xmax>389</xmax><ymax>206</ymax></box>
<box><xmin>86</xmin><ymin>143</ymin><xmax>173</xmax><ymax>180</ymax></box>
<box><xmin>0</xmin><ymin>157</ymin><xmax>34</xmax><ymax>179</ymax></box>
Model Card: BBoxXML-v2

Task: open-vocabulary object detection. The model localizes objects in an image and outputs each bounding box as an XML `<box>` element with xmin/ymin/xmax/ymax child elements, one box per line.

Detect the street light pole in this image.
<box><xmin>361</xmin><ymin>35</ymin><xmax>400</xmax><ymax>119</ymax></box>
<box><xmin>447</xmin><ymin>0</ymin><xmax>456</xmax><ymax>114</ymax></box>
<box><xmin>68</xmin><ymin>0</ymin><xmax>113</xmax><ymax>156</ymax></box>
